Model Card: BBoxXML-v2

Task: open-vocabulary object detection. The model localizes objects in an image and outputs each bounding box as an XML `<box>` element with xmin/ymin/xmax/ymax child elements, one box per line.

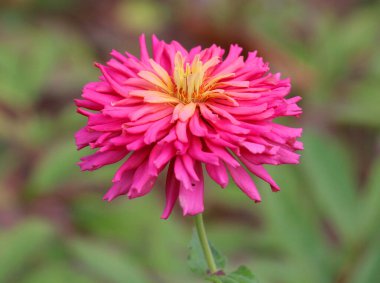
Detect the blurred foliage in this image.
<box><xmin>0</xmin><ymin>0</ymin><xmax>380</xmax><ymax>283</ymax></box>
<box><xmin>188</xmin><ymin>229</ymin><xmax>227</xmax><ymax>276</ymax></box>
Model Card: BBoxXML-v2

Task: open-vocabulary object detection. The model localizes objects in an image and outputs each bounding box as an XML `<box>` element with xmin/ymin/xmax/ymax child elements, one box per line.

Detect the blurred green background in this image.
<box><xmin>1</xmin><ymin>0</ymin><xmax>380</xmax><ymax>282</ymax></box>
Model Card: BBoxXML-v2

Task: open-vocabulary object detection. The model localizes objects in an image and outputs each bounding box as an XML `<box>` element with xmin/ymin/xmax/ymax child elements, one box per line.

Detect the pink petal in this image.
<box><xmin>104</xmin><ymin>170</ymin><xmax>134</xmax><ymax>201</ymax></box>
<box><xmin>179</xmin><ymin>102</ymin><xmax>196</xmax><ymax>122</ymax></box>
<box><xmin>82</xmin><ymin>89</ymin><xmax>119</xmax><ymax>106</ymax></box>
<box><xmin>144</xmin><ymin>115</ymin><xmax>173</xmax><ymax>144</ymax></box>
<box><xmin>113</xmin><ymin>149</ymin><xmax>149</xmax><ymax>181</ymax></box>
<box><xmin>189</xmin><ymin>109</ymin><xmax>208</xmax><ymax>137</ymax></box>
<box><xmin>126</xmin><ymin>136</ymin><xmax>146</xmax><ymax>151</ymax></box>
<box><xmin>189</xmin><ymin>136</ymin><xmax>219</xmax><ymax>165</ymax></box>
<box><xmin>129</xmin><ymin>161</ymin><xmax>157</xmax><ymax>198</ymax></box>
<box><xmin>75</xmin><ymin>127</ymin><xmax>102</xmax><ymax>150</ymax></box>
<box><xmin>277</xmin><ymin>148</ymin><xmax>301</xmax><ymax>164</ymax></box>
<box><xmin>205</xmin><ymin>141</ymin><xmax>240</xmax><ymax>167</ymax></box>
<box><xmin>161</xmin><ymin>161</ymin><xmax>180</xmax><ymax>219</ymax></box>
<box><xmin>174</xmin><ymin>157</ymin><xmax>192</xmax><ymax>190</ymax></box>
<box><xmin>171</xmin><ymin>103</ymin><xmax>184</xmax><ymax>122</ymax></box>
<box><xmin>199</xmin><ymin>103</ymin><xmax>219</xmax><ymax>122</ymax></box>
<box><xmin>79</xmin><ymin>149</ymin><xmax>127</xmax><ymax>171</ymax></box>
<box><xmin>97</xmin><ymin>64</ymin><xmax>129</xmax><ymax>97</ymax></box>
<box><xmin>128</xmin><ymin>104</ymin><xmax>168</xmax><ymax>121</ymax></box>
<box><xmin>75</xmin><ymin>99</ymin><xmax>102</xmax><ymax>110</ymax></box>
<box><xmin>174</xmin><ymin>140</ymin><xmax>189</xmax><ymax>155</ymax></box>
<box><xmin>242</xmin><ymin>141</ymin><xmax>266</xmax><ymax>154</ymax></box>
<box><xmin>226</xmin><ymin>164</ymin><xmax>261</xmax><ymax>202</ymax></box>
<box><xmin>215</xmin><ymin>57</ymin><xmax>244</xmax><ymax>76</ymax></box>
<box><xmin>182</xmin><ymin>154</ymin><xmax>200</xmax><ymax>181</ymax></box>
<box><xmin>179</xmin><ymin>162</ymin><xmax>204</xmax><ymax>216</ymax></box>
<box><xmin>206</xmin><ymin>104</ymin><xmax>240</xmax><ymax>125</ymax></box>
<box><xmin>139</xmin><ymin>34</ymin><xmax>150</xmax><ymax>62</ymax></box>
<box><xmin>213</xmin><ymin>44</ymin><xmax>242</xmax><ymax>74</ymax></box>
<box><xmin>176</xmin><ymin>121</ymin><xmax>188</xmax><ymax>143</ymax></box>
<box><xmin>107</xmin><ymin>58</ymin><xmax>138</xmax><ymax>78</ymax></box>
<box><xmin>205</xmin><ymin>163</ymin><xmax>229</xmax><ymax>188</ymax></box>
<box><xmin>150</xmin><ymin>143</ymin><xmax>176</xmax><ymax>170</ymax></box>
<box><xmin>240</xmin><ymin>157</ymin><xmax>280</xmax><ymax>191</ymax></box>
<box><xmin>124</xmin><ymin>107</ymin><xmax>173</xmax><ymax>126</ymax></box>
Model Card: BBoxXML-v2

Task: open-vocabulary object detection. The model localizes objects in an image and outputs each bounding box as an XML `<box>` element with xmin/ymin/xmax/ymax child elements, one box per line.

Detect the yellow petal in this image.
<box><xmin>138</xmin><ymin>71</ymin><xmax>171</xmax><ymax>93</ymax></box>
<box><xmin>149</xmin><ymin>59</ymin><xmax>174</xmax><ymax>90</ymax></box>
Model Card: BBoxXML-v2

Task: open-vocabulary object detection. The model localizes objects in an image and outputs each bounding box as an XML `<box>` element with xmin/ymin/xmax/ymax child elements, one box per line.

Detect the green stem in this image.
<box><xmin>194</xmin><ymin>213</ymin><xmax>218</xmax><ymax>274</ymax></box>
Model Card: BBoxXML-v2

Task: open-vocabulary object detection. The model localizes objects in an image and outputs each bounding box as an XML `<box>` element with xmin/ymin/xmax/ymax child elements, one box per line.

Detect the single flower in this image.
<box><xmin>75</xmin><ymin>34</ymin><xmax>303</xmax><ymax>219</ymax></box>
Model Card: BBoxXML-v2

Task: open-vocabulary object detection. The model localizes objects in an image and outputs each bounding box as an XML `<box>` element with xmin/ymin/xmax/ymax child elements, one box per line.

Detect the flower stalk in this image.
<box><xmin>194</xmin><ymin>213</ymin><xmax>218</xmax><ymax>274</ymax></box>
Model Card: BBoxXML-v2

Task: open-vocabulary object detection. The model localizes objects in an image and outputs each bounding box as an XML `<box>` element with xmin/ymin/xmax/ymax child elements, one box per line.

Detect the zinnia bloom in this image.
<box><xmin>75</xmin><ymin>34</ymin><xmax>302</xmax><ymax>219</ymax></box>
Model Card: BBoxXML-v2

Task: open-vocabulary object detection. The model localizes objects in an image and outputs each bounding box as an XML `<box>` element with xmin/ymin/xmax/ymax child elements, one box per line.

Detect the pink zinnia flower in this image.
<box><xmin>75</xmin><ymin>34</ymin><xmax>302</xmax><ymax>219</ymax></box>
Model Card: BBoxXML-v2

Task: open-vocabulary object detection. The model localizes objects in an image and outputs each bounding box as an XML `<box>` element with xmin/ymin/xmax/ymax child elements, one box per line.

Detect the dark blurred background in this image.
<box><xmin>0</xmin><ymin>0</ymin><xmax>380</xmax><ymax>282</ymax></box>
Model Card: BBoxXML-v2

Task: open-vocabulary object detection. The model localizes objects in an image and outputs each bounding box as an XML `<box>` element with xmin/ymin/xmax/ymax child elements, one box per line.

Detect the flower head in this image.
<box><xmin>75</xmin><ymin>34</ymin><xmax>303</xmax><ymax>219</ymax></box>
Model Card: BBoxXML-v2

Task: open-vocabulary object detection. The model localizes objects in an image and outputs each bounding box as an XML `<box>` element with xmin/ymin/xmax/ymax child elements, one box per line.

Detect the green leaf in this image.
<box><xmin>0</xmin><ymin>219</ymin><xmax>56</xmax><ymax>282</ymax></box>
<box><xmin>26</xmin><ymin>141</ymin><xmax>86</xmax><ymax>195</ymax></box>
<box><xmin>208</xmin><ymin>266</ymin><xmax>259</xmax><ymax>283</ymax></box>
<box><xmin>301</xmin><ymin>132</ymin><xmax>357</xmax><ymax>240</ymax></box>
<box><xmin>116</xmin><ymin>1</ymin><xmax>168</xmax><ymax>33</ymax></box>
<box><xmin>257</xmin><ymin>165</ymin><xmax>330</xmax><ymax>283</ymax></box>
<box><xmin>188</xmin><ymin>229</ymin><xmax>227</xmax><ymax>275</ymax></box>
<box><xmin>20</xmin><ymin>262</ymin><xmax>94</xmax><ymax>283</ymax></box>
<box><xmin>68</xmin><ymin>238</ymin><xmax>151</xmax><ymax>283</ymax></box>
<box><xmin>337</xmin><ymin>49</ymin><xmax>380</xmax><ymax>128</ymax></box>
<box><xmin>335</xmin><ymin>81</ymin><xmax>380</xmax><ymax>128</ymax></box>
<box><xmin>356</xmin><ymin>157</ymin><xmax>380</xmax><ymax>241</ymax></box>
<box><xmin>71</xmin><ymin>194</ymin><xmax>192</xmax><ymax>282</ymax></box>
<box><xmin>0</xmin><ymin>30</ymin><xmax>59</xmax><ymax>108</ymax></box>
<box><xmin>312</xmin><ymin>9</ymin><xmax>379</xmax><ymax>88</ymax></box>
<box><xmin>349</xmin><ymin>237</ymin><xmax>380</xmax><ymax>283</ymax></box>
<box><xmin>0</xmin><ymin>26</ymin><xmax>95</xmax><ymax>111</ymax></box>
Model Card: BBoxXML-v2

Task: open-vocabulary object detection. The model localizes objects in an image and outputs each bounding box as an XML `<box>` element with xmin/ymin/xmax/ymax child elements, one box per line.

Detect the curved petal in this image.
<box><xmin>161</xmin><ymin>161</ymin><xmax>179</xmax><ymax>219</ymax></box>
<box><xmin>179</xmin><ymin>162</ymin><xmax>204</xmax><ymax>216</ymax></box>
<box><xmin>205</xmin><ymin>163</ymin><xmax>229</xmax><ymax>188</ymax></box>
<box><xmin>226</xmin><ymin>163</ymin><xmax>261</xmax><ymax>202</ymax></box>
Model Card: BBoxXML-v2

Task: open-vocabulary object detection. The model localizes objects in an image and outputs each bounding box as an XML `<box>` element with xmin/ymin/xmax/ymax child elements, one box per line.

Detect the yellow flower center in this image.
<box><xmin>135</xmin><ymin>52</ymin><xmax>236</xmax><ymax>105</ymax></box>
<box><xmin>172</xmin><ymin>52</ymin><xmax>233</xmax><ymax>104</ymax></box>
